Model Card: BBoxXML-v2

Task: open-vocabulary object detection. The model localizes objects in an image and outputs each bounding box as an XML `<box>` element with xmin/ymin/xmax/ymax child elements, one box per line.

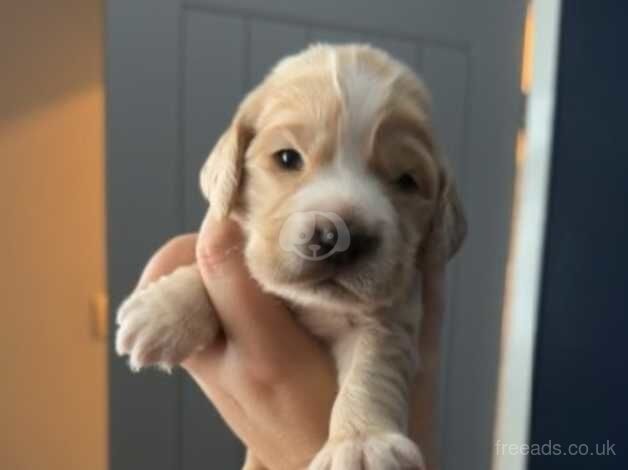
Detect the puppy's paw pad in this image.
<box><xmin>309</xmin><ymin>432</ymin><xmax>425</xmax><ymax>470</ymax></box>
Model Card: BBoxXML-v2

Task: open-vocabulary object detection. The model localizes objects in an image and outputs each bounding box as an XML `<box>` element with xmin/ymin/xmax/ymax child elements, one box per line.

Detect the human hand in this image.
<box><xmin>134</xmin><ymin>215</ymin><xmax>443</xmax><ymax>470</ymax></box>
<box><xmin>136</xmin><ymin>217</ymin><xmax>336</xmax><ymax>470</ymax></box>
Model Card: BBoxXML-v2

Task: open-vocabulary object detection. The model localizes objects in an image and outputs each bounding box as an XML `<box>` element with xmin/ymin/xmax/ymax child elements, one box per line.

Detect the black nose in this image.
<box><xmin>309</xmin><ymin>225</ymin><xmax>339</xmax><ymax>258</ymax></box>
<box><xmin>332</xmin><ymin>230</ymin><xmax>379</xmax><ymax>267</ymax></box>
<box><xmin>309</xmin><ymin>219</ymin><xmax>380</xmax><ymax>266</ymax></box>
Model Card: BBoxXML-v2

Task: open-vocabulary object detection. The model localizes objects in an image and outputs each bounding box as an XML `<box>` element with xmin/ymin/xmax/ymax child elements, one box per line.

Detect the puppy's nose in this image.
<box><xmin>309</xmin><ymin>225</ymin><xmax>340</xmax><ymax>259</ymax></box>
<box><xmin>310</xmin><ymin>217</ymin><xmax>379</xmax><ymax>266</ymax></box>
<box><xmin>330</xmin><ymin>228</ymin><xmax>379</xmax><ymax>267</ymax></box>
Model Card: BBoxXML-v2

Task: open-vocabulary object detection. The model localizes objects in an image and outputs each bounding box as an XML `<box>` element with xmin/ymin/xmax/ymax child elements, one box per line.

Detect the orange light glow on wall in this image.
<box><xmin>521</xmin><ymin>3</ymin><xmax>535</xmax><ymax>94</ymax></box>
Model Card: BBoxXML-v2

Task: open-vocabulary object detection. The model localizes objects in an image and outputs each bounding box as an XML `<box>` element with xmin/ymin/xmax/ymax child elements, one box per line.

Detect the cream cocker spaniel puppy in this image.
<box><xmin>116</xmin><ymin>43</ymin><xmax>466</xmax><ymax>470</ymax></box>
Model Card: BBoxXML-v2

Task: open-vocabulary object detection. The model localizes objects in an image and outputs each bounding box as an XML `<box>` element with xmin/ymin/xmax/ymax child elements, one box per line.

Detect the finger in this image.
<box><xmin>137</xmin><ymin>233</ymin><xmax>198</xmax><ymax>289</ymax></box>
<box><xmin>195</xmin><ymin>216</ymin><xmax>307</xmax><ymax>359</ymax></box>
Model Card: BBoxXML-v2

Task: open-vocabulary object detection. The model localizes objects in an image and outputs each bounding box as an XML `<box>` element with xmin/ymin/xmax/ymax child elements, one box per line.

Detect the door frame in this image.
<box><xmin>492</xmin><ymin>2</ymin><xmax>563</xmax><ymax>470</ymax></box>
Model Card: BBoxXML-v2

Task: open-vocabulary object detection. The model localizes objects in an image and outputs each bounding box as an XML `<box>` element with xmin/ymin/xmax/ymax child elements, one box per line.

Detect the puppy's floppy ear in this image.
<box><xmin>417</xmin><ymin>163</ymin><xmax>467</xmax><ymax>270</ymax></box>
<box><xmin>199</xmin><ymin>91</ymin><xmax>259</xmax><ymax>219</ymax></box>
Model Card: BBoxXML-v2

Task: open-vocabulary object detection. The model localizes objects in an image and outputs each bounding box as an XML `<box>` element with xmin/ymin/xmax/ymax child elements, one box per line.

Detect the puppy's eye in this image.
<box><xmin>394</xmin><ymin>173</ymin><xmax>419</xmax><ymax>192</ymax></box>
<box><xmin>274</xmin><ymin>149</ymin><xmax>303</xmax><ymax>171</ymax></box>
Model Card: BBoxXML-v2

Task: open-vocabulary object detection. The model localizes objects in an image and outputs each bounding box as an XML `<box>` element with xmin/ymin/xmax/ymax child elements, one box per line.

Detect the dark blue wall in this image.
<box><xmin>529</xmin><ymin>2</ymin><xmax>628</xmax><ymax>469</ymax></box>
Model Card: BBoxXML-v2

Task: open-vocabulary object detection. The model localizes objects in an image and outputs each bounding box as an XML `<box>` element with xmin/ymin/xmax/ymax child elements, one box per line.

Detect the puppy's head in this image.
<box><xmin>201</xmin><ymin>44</ymin><xmax>466</xmax><ymax>313</ymax></box>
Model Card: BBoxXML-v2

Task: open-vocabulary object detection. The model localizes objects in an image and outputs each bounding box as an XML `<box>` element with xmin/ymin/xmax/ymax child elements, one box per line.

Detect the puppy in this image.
<box><xmin>116</xmin><ymin>43</ymin><xmax>466</xmax><ymax>470</ymax></box>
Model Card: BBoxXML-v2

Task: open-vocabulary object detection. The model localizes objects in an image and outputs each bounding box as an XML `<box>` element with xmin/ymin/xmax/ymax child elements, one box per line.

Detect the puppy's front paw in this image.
<box><xmin>116</xmin><ymin>266</ymin><xmax>218</xmax><ymax>372</ymax></box>
<box><xmin>309</xmin><ymin>432</ymin><xmax>425</xmax><ymax>470</ymax></box>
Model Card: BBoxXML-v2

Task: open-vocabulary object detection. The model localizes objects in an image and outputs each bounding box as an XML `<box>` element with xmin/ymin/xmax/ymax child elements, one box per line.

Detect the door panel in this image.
<box><xmin>107</xmin><ymin>1</ymin><xmax>526</xmax><ymax>469</ymax></box>
<box><xmin>422</xmin><ymin>46</ymin><xmax>469</xmax><ymax>181</ymax></box>
<box><xmin>310</xmin><ymin>27</ymin><xmax>364</xmax><ymax>45</ymax></box>
<box><xmin>182</xmin><ymin>11</ymin><xmax>248</xmax><ymax>469</ymax></box>
<box><xmin>183</xmin><ymin>12</ymin><xmax>247</xmax><ymax>232</ymax></box>
<box><xmin>368</xmin><ymin>36</ymin><xmax>421</xmax><ymax>72</ymax></box>
<box><xmin>107</xmin><ymin>1</ymin><xmax>181</xmax><ymax>469</ymax></box>
<box><xmin>248</xmin><ymin>20</ymin><xmax>309</xmax><ymax>87</ymax></box>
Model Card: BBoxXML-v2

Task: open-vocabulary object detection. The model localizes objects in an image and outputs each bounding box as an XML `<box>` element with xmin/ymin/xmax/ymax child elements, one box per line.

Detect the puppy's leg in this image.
<box><xmin>242</xmin><ymin>450</ymin><xmax>268</xmax><ymax>470</ymax></box>
<box><xmin>116</xmin><ymin>264</ymin><xmax>219</xmax><ymax>371</ymax></box>
<box><xmin>309</xmin><ymin>324</ymin><xmax>424</xmax><ymax>470</ymax></box>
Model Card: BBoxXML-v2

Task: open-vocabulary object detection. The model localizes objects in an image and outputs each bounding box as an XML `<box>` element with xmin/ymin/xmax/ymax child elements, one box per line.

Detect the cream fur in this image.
<box><xmin>116</xmin><ymin>44</ymin><xmax>467</xmax><ymax>470</ymax></box>
<box><xmin>116</xmin><ymin>265</ymin><xmax>218</xmax><ymax>372</ymax></box>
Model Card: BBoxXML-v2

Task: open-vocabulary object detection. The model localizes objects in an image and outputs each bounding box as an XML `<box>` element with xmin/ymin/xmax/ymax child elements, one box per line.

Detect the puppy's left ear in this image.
<box><xmin>199</xmin><ymin>91</ymin><xmax>260</xmax><ymax>219</ymax></box>
<box><xmin>417</xmin><ymin>164</ymin><xmax>467</xmax><ymax>270</ymax></box>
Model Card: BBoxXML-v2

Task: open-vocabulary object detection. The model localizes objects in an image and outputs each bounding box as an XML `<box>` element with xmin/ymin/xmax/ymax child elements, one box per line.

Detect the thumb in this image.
<box><xmin>195</xmin><ymin>216</ymin><xmax>299</xmax><ymax>358</ymax></box>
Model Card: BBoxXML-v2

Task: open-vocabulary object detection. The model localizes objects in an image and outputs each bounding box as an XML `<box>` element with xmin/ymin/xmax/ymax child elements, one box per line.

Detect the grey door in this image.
<box><xmin>106</xmin><ymin>1</ymin><xmax>526</xmax><ymax>469</ymax></box>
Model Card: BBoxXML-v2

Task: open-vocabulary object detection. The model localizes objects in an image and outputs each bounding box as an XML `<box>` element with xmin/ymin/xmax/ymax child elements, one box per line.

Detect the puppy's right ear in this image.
<box><xmin>200</xmin><ymin>91</ymin><xmax>260</xmax><ymax>219</ymax></box>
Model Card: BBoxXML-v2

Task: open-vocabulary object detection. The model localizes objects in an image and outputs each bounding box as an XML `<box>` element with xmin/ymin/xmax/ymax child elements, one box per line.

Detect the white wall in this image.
<box><xmin>0</xmin><ymin>1</ymin><xmax>107</xmax><ymax>469</ymax></box>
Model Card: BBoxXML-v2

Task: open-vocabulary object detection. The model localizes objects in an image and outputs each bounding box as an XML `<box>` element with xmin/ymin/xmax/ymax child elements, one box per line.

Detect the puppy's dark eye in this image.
<box><xmin>394</xmin><ymin>173</ymin><xmax>419</xmax><ymax>192</ymax></box>
<box><xmin>274</xmin><ymin>149</ymin><xmax>303</xmax><ymax>171</ymax></box>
